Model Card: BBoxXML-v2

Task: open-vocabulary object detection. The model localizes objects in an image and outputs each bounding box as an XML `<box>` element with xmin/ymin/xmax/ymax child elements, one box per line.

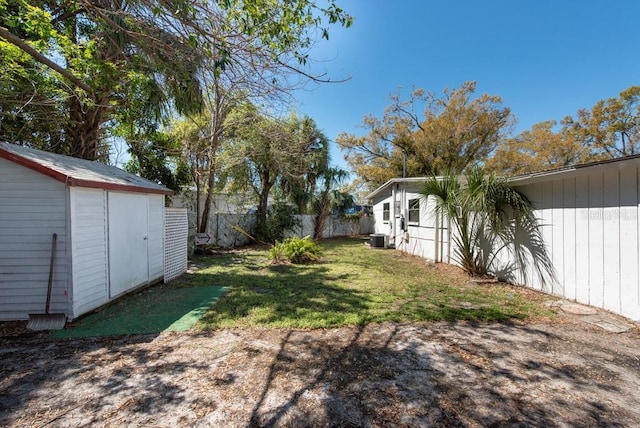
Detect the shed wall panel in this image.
<box><xmin>148</xmin><ymin>195</ymin><xmax>164</xmax><ymax>281</ymax></box>
<box><xmin>0</xmin><ymin>158</ymin><xmax>68</xmax><ymax>320</ymax></box>
<box><xmin>70</xmin><ymin>188</ymin><xmax>108</xmax><ymax>318</ymax></box>
<box><xmin>108</xmin><ymin>192</ymin><xmax>149</xmax><ymax>297</ymax></box>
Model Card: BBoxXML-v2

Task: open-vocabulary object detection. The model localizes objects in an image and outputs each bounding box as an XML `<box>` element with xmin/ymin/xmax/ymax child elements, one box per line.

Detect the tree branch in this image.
<box><xmin>0</xmin><ymin>26</ymin><xmax>93</xmax><ymax>94</ymax></box>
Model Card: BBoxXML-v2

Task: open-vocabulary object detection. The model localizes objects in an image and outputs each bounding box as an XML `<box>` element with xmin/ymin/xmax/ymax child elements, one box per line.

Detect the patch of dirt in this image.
<box><xmin>1</xmin><ymin>313</ymin><xmax>639</xmax><ymax>427</ymax></box>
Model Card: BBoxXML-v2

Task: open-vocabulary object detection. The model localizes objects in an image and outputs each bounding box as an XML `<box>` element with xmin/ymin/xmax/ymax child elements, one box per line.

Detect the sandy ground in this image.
<box><xmin>1</xmin><ymin>310</ymin><xmax>640</xmax><ymax>428</ymax></box>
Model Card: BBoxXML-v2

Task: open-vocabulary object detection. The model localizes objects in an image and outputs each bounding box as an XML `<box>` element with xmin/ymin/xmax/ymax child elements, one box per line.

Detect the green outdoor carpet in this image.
<box><xmin>52</xmin><ymin>286</ymin><xmax>226</xmax><ymax>339</ymax></box>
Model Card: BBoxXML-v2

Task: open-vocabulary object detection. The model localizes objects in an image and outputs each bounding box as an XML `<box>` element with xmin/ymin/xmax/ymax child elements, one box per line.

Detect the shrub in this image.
<box><xmin>268</xmin><ymin>236</ymin><xmax>323</xmax><ymax>264</ymax></box>
<box><xmin>254</xmin><ymin>203</ymin><xmax>300</xmax><ymax>243</ymax></box>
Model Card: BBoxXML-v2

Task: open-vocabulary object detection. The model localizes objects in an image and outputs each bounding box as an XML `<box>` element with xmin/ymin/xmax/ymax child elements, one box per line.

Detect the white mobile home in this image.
<box><xmin>367</xmin><ymin>156</ymin><xmax>640</xmax><ymax>321</ymax></box>
<box><xmin>367</xmin><ymin>177</ymin><xmax>451</xmax><ymax>262</ymax></box>
<box><xmin>0</xmin><ymin>143</ymin><xmax>172</xmax><ymax>321</ymax></box>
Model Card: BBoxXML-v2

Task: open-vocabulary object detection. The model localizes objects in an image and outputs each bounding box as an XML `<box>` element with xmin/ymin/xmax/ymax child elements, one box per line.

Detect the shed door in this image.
<box><xmin>108</xmin><ymin>192</ymin><xmax>149</xmax><ymax>298</ymax></box>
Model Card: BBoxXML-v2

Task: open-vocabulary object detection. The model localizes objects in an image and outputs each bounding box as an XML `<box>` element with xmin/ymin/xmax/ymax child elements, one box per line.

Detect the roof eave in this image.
<box><xmin>365</xmin><ymin>177</ymin><xmax>432</xmax><ymax>200</ymax></box>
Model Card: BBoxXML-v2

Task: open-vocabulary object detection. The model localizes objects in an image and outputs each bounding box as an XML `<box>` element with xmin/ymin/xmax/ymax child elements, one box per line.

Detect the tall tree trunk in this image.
<box><xmin>256</xmin><ymin>169</ymin><xmax>272</xmax><ymax>221</ymax></box>
<box><xmin>313</xmin><ymin>195</ymin><xmax>330</xmax><ymax>240</ymax></box>
<box><xmin>65</xmin><ymin>97</ymin><xmax>108</xmax><ymax>160</ymax></box>
<box><xmin>199</xmin><ymin>149</ymin><xmax>216</xmax><ymax>233</ymax></box>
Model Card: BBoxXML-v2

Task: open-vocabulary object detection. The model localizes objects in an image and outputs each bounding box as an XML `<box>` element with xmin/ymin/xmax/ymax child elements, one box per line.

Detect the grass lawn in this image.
<box><xmin>172</xmin><ymin>236</ymin><xmax>554</xmax><ymax>329</ymax></box>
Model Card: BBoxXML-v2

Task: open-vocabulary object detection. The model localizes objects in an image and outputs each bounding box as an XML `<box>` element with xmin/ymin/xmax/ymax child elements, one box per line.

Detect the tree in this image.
<box><xmin>226</xmin><ymin>105</ymin><xmax>290</xmax><ymax>220</ymax></box>
<box><xmin>281</xmin><ymin>116</ymin><xmax>330</xmax><ymax>214</ymax></box>
<box><xmin>0</xmin><ymin>0</ymin><xmax>353</xmax><ymax>160</ymax></box>
<box><xmin>188</xmin><ymin>80</ymin><xmax>240</xmax><ymax>234</ymax></box>
<box><xmin>487</xmin><ymin>85</ymin><xmax>640</xmax><ymax>176</ymax></box>
<box><xmin>311</xmin><ymin>167</ymin><xmax>353</xmax><ymax>239</ymax></box>
<box><xmin>169</xmin><ymin>84</ymin><xmax>240</xmax><ymax>233</ymax></box>
<box><xmin>567</xmin><ymin>86</ymin><xmax>640</xmax><ymax>158</ymax></box>
<box><xmin>486</xmin><ymin>120</ymin><xmax>591</xmax><ymax>176</ymax></box>
<box><xmin>420</xmin><ymin>167</ymin><xmax>552</xmax><ymax>284</ymax></box>
<box><xmin>337</xmin><ymin>82</ymin><xmax>513</xmax><ymax>190</ymax></box>
<box><xmin>110</xmin><ymin>72</ymin><xmax>190</xmax><ymax>192</ymax></box>
<box><xmin>1</xmin><ymin>0</ymin><xmax>204</xmax><ymax>160</ymax></box>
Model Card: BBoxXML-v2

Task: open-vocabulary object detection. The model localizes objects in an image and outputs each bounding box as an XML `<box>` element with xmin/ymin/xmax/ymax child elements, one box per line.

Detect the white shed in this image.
<box><xmin>0</xmin><ymin>142</ymin><xmax>172</xmax><ymax>321</ymax></box>
<box><xmin>367</xmin><ymin>156</ymin><xmax>640</xmax><ymax>321</ymax></box>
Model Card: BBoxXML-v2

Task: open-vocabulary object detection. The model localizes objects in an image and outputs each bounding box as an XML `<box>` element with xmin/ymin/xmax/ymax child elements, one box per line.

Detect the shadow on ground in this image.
<box><xmin>1</xmin><ymin>321</ymin><xmax>638</xmax><ymax>426</ymax></box>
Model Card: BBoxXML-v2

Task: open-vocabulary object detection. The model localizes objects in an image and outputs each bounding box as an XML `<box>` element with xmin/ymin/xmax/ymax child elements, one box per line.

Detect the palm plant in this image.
<box><xmin>312</xmin><ymin>167</ymin><xmax>353</xmax><ymax>240</ymax></box>
<box><xmin>420</xmin><ymin>167</ymin><xmax>553</xmax><ymax>284</ymax></box>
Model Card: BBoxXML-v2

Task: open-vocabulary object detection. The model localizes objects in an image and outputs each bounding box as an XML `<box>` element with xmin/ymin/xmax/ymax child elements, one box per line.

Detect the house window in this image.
<box><xmin>408</xmin><ymin>198</ymin><xmax>420</xmax><ymax>224</ymax></box>
<box><xmin>383</xmin><ymin>202</ymin><xmax>390</xmax><ymax>222</ymax></box>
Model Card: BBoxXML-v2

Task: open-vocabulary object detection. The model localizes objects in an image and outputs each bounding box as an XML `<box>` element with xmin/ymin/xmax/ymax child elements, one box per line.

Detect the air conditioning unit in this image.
<box><xmin>369</xmin><ymin>234</ymin><xmax>387</xmax><ymax>248</ymax></box>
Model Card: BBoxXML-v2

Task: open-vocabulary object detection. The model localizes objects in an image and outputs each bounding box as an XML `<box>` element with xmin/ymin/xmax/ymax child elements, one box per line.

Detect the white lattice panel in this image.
<box><xmin>164</xmin><ymin>208</ymin><xmax>188</xmax><ymax>282</ymax></box>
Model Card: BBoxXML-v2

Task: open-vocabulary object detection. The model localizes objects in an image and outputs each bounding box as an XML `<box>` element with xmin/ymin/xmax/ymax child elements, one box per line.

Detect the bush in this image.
<box><xmin>268</xmin><ymin>236</ymin><xmax>323</xmax><ymax>264</ymax></box>
<box><xmin>254</xmin><ymin>203</ymin><xmax>300</xmax><ymax>244</ymax></box>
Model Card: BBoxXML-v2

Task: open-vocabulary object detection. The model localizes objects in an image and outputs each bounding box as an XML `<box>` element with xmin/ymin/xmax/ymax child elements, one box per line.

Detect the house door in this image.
<box><xmin>108</xmin><ymin>192</ymin><xmax>149</xmax><ymax>298</ymax></box>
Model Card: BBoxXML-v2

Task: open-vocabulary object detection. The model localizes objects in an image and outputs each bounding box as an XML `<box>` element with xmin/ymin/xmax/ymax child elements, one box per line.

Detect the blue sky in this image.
<box><xmin>294</xmin><ymin>1</ymin><xmax>640</xmax><ymax>172</ymax></box>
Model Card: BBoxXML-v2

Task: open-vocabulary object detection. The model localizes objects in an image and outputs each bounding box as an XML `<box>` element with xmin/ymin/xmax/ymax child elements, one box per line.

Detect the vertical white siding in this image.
<box><xmin>0</xmin><ymin>158</ymin><xmax>68</xmax><ymax>320</ymax></box>
<box><xmin>70</xmin><ymin>187</ymin><xmax>108</xmax><ymax>319</ymax></box>
<box><xmin>562</xmin><ymin>178</ymin><xmax>577</xmax><ymax>302</ymax></box>
<box><xmin>619</xmin><ymin>168</ymin><xmax>639</xmax><ymax>319</ymax></box>
<box><xmin>520</xmin><ymin>183</ymin><xmax>543</xmax><ymax>290</ymax></box>
<box><xmin>514</xmin><ymin>166</ymin><xmax>640</xmax><ymax>321</ymax></box>
<box><xmin>372</xmin><ymin>192</ymin><xmax>448</xmax><ymax>262</ymax></box>
<box><xmin>588</xmin><ymin>173</ymin><xmax>605</xmax><ymax>308</ymax></box>
<box><xmin>574</xmin><ymin>175</ymin><xmax>591</xmax><ymax>305</ymax></box>
<box><xmin>372</xmin><ymin>195</ymin><xmax>393</xmax><ymax>235</ymax></box>
<box><xmin>602</xmin><ymin>170</ymin><xmax>621</xmax><ymax>313</ymax></box>
<box><xmin>540</xmin><ymin>181</ymin><xmax>554</xmax><ymax>293</ymax></box>
<box><xmin>108</xmin><ymin>192</ymin><xmax>149</xmax><ymax>297</ymax></box>
<box><xmin>148</xmin><ymin>195</ymin><xmax>164</xmax><ymax>281</ymax></box>
<box><xmin>552</xmin><ymin>180</ymin><xmax>564</xmax><ymax>296</ymax></box>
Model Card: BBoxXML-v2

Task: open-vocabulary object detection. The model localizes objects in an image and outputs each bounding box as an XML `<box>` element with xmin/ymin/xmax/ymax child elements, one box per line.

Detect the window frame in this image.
<box><xmin>382</xmin><ymin>202</ymin><xmax>390</xmax><ymax>222</ymax></box>
<box><xmin>408</xmin><ymin>198</ymin><xmax>420</xmax><ymax>224</ymax></box>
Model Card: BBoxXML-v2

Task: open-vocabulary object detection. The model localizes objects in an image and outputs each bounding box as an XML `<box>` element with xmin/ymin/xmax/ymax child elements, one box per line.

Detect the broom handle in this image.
<box><xmin>45</xmin><ymin>233</ymin><xmax>57</xmax><ymax>315</ymax></box>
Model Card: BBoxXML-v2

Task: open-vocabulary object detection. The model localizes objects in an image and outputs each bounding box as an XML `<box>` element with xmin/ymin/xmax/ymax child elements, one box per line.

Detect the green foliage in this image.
<box><xmin>337</xmin><ymin>81</ymin><xmax>513</xmax><ymax>191</ymax></box>
<box><xmin>254</xmin><ymin>202</ymin><xmax>300</xmax><ymax>243</ymax></box>
<box><xmin>488</xmin><ymin>85</ymin><xmax>640</xmax><ymax>176</ymax></box>
<box><xmin>486</xmin><ymin>120</ymin><xmax>591</xmax><ymax>175</ymax></box>
<box><xmin>421</xmin><ymin>167</ymin><xmax>553</xmax><ymax>285</ymax></box>
<box><xmin>311</xmin><ymin>166</ymin><xmax>352</xmax><ymax>239</ymax></box>
<box><xmin>343</xmin><ymin>211</ymin><xmax>363</xmax><ymax>223</ymax></box>
<box><xmin>268</xmin><ymin>236</ymin><xmax>323</xmax><ymax>264</ymax></box>
<box><xmin>123</xmin><ymin>131</ymin><xmax>192</xmax><ymax>192</ymax></box>
<box><xmin>1</xmin><ymin>0</ymin><xmax>351</xmax><ymax>161</ymax></box>
<box><xmin>281</xmin><ymin>116</ymin><xmax>330</xmax><ymax>214</ymax></box>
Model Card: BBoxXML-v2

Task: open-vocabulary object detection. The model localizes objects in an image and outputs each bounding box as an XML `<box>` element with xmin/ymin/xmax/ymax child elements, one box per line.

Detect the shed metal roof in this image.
<box><xmin>0</xmin><ymin>142</ymin><xmax>172</xmax><ymax>195</ymax></box>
